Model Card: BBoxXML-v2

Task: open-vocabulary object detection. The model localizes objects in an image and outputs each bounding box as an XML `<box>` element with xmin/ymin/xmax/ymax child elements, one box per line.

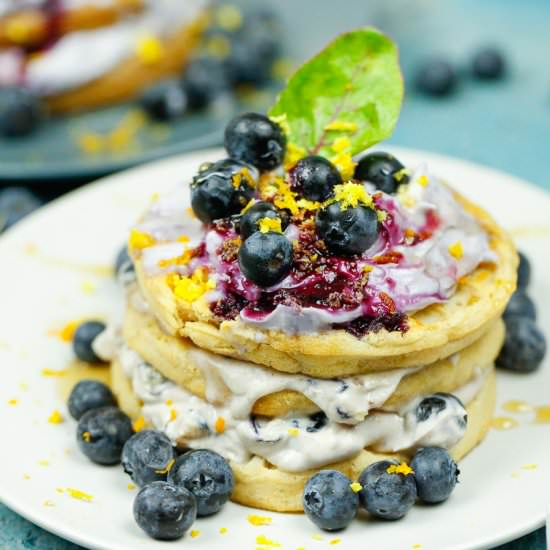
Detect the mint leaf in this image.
<box><xmin>268</xmin><ymin>28</ymin><xmax>403</xmax><ymax>158</ymax></box>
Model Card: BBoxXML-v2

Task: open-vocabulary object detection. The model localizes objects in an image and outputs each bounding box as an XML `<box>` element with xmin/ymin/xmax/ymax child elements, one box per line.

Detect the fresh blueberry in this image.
<box><xmin>238</xmin><ymin>231</ymin><xmax>293</xmax><ymax>287</ymax></box>
<box><xmin>503</xmin><ymin>290</ymin><xmax>536</xmax><ymax>321</ymax></box>
<box><xmin>191</xmin><ymin>157</ymin><xmax>256</xmax><ymax>223</ymax></box>
<box><xmin>358</xmin><ymin>460</ymin><xmax>417</xmax><ymax>520</ymax></box>
<box><xmin>416</xmin><ymin>393</ymin><xmax>464</xmax><ymax>423</ymax></box>
<box><xmin>316</xmin><ymin>202</ymin><xmax>379</xmax><ymax>256</ymax></box>
<box><xmin>415</xmin><ymin>59</ymin><xmax>457</xmax><ymax>97</ymax></box>
<box><xmin>410</xmin><ymin>447</ymin><xmax>459</xmax><ymax>503</ymax></box>
<box><xmin>73</xmin><ymin>321</ymin><xmax>106</xmax><ymax>363</ymax></box>
<box><xmin>122</xmin><ymin>430</ymin><xmax>176</xmax><ymax>487</ymax></box>
<box><xmin>182</xmin><ymin>56</ymin><xmax>229</xmax><ymax>110</ymax></box>
<box><xmin>134</xmin><ymin>481</ymin><xmax>197</xmax><ymax>540</ymax></box>
<box><xmin>140</xmin><ymin>80</ymin><xmax>187</xmax><ymax>121</ymax></box>
<box><xmin>68</xmin><ymin>380</ymin><xmax>116</xmax><ymax>420</ymax></box>
<box><xmin>239</xmin><ymin>201</ymin><xmax>288</xmax><ymax>240</ymax></box>
<box><xmin>114</xmin><ymin>245</ymin><xmax>134</xmax><ymax>279</ymax></box>
<box><xmin>517</xmin><ymin>252</ymin><xmax>531</xmax><ymax>289</ymax></box>
<box><xmin>168</xmin><ymin>449</ymin><xmax>234</xmax><ymax>517</ymax></box>
<box><xmin>496</xmin><ymin>316</ymin><xmax>546</xmax><ymax>373</ymax></box>
<box><xmin>224</xmin><ymin>113</ymin><xmax>286</xmax><ymax>171</ymax></box>
<box><xmin>290</xmin><ymin>156</ymin><xmax>342</xmax><ymax>202</ymax></box>
<box><xmin>242</xmin><ymin>7</ymin><xmax>281</xmax><ymax>36</ymax></box>
<box><xmin>471</xmin><ymin>47</ymin><xmax>506</xmax><ymax>80</ymax></box>
<box><xmin>76</xmin><ymin>406</ymin><xmax>133</xmax><ymax>465</ymax></box>
<box><xmin>303</xmin><ymin>470</ymin><xmax>358</xmax><ymax>531</ymax></box>
<box><xmin>0</xmin><ymin>88</ymin><xmax>43</xmax><ymax>137</ymax></box>
<box><xmin>0</xmin><ymin>187</ymin><xmax>42</xmax><ymax>232</ymax></box>
<box><xmin>354</xmin><ymin>152</ymin><xmax>408</xmax><ymax>194</ymax></box>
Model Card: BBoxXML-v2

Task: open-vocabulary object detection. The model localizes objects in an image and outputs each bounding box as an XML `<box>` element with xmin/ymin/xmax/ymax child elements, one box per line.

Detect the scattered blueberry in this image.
<box><xmin>67</xmin><ymin>380</ymin><xmax>116</xmax><ymax>420</ymax></box>
<box><xmin>134</xmin><ymin>481</ymin><xmax>197</xmax><ymax>540</ymax></box>
<box><xmin>416</xmin><ymin>393</ymin><xmax>464</xmax><ymax>423</ymax></box>
<box><xmin>224</xmin><ymin>113</ymin><xmax>286</xmax><ymax>171</ymax></box>
<box><xmin>76</xmin><ymin>406</ymin><xmax>133</xmax><ymax>465</ymax></box>
<box><xmin>239</xmin><ymin>201</ymin><xmax>288</xmax><ymax>240</ymax></box>
<box><xmin>0</xmin><ymin>187</ymin><xmax>42</xmax><ymax>232</ymax></box>
<box><xmin>290</xmin><ymin>156</ymin><xmax>342</xmax><ymax>201</ymax></box>
<box><xmin>358</xmin><ymin>460</ymin><xmax>417</xmax><ymax>520</ymax></box>
<box><xmin>517</xmin><ymin>251</ymin><xmax>531</xmax><ymax>289</ymax></box>
<box><xmin>122</xmin><ymin>430</ymin><xmax>176</xmax><ymax>487</ymax></box>
<box><xmin>415</xmin><ymin>59</ymin><xmax>457</xmax><ymax>97</ymax></box>
<box><xmin>238</xmin><ymin>231</ymin><xmax>293</xmax><ymax>287</ymax></box>
<box><xmin>140</xmin><ymin>80</ymin><xmax>187</xmax><ymax>121</ymax></box>
<box><xmin>0</xmin><ymin>88</ymin><xmax>43</xmax><ymax>137</ymax></box>
<box><xmin>182</xmin><ymin>56</ymin><xmax>229</xmax><ymax>110</ymax></box>
<box><xmin>73</xmin><ymin>321</ymin><xmax>106</xmax><ymax>363</ymax></box>
<box><xmin>496</xmin><ymin>316</ymin><xmax>546</xmax><ymax>373</ymax></box>
<box><xmin>471</xmin><ymin>47</ymin><xmax>506</xmax><ymax>80</ymax></box>
<box><xmin>316</xmin><ymin>201</ymin><xmax>379</xmax><ymax>256</ymax></box>
<box><xmin>168</xmin><ymin>449</ymin><xmax>234</xmax><ymax>517</ymax></box>
<box><xmin>410</xmin><ymin>447</ymin><xmax>459</xmax><ymax>503</ymax></box>
<box><xmin>191</xmin><ymin>158</ymin><xmax>256</xmax><ymax>223</ymax></box>
<box><xmin>114</xmin><ymin>245</ymin><xmax>134</xmax><ymax>279</ymax></box>
<box><xmin>503</xmin><ymin>290</ymin><xmax>536</xmax><ymax>321</ymax></box>
<box><xmin>354</xmin><ymin>152</ymin><xmax>408</xmax><ymax>194</ymax></box>
<box><xmin>303</xmin><ymin>470</ymin><xmax>358</xmax><ymax>531</ymax></box>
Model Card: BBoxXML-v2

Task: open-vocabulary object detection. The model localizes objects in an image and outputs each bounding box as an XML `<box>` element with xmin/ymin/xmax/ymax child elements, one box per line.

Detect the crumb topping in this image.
<box><xmin>386</xmin><ymin>462</ymin><xmax>414</xmax><ymax>476</ymax></box>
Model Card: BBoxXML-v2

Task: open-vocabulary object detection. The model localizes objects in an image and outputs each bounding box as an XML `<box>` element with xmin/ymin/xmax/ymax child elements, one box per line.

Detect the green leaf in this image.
<box><xmin>268</xmin><ymin>28</ymin><xmax>403</xmax><ymax>158</ymax></box>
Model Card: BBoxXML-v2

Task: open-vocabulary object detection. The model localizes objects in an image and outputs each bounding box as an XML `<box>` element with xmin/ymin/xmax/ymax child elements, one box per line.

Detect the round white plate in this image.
<box><xmin>0</xmin><ymin>147</ymin><xmax>549</xmax><ymax>550</ymax></box>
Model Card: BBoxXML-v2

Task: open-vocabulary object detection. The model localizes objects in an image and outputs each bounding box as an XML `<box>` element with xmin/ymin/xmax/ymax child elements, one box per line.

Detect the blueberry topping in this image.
<box><xmin>410</xmin><ymin>447</ymin><xmax>459</xmax><ymax>503</ymax></box>
<box><xmin>224</xmin><ymin>113</ymin><xmax>286</xmax><ymax>171</ymax></box>
<box><xmin>358</xmin><ymin>460</ymin><xmax>417</xmax><ymax>520</ymax></box>
<box><xmin>303</xmin><ymin>470</ymin><xmax>358</xmax><ymax>531</ymax></box>
<box><xmin>415</xmin><ymin>393</ymin><xmax>464</xmax><ymax>423</ymax></box>
<box><xmin>239</xmin><ymin>201</ymin><xmax>288</xmax><ymax>240</ymax></box>
<box><xmin>122</xmin><ymin>430</ymin><xmax>176</xmax><ymax>487</ymax></box>
<box><xmin>67</xmin><ymin>380</ymin><xmax>116</xmax><ymax>420</ymax></box>
<box><xmin>0</xmin><ymin>187</ymin><xmax>42</xmax><ymax>232</ymax></box>
<box><xmin>133</xmin><ymin>481</ymin><xmax>197</xmax><ymax>540</ymax></box>
<box><xmin>415</xmin><ymin>59</ymin><xmax>457</xmax><ymax>97</ymax></box>
<box><xmin>471</xmin><ymin>47</ymin><xmax>506</xmax><ymax>80</ymax></box>
<box><xmin>354</xmin><ymin>152</ymin><xmax>408</xmax><ymax>194</ymax></box>
<box><xmin>316</xmin><ymin>202</ymin><xmax>379</xmax><ymax>256</ymax></box>
<box><xmin>290</xmin><ymin>155</ymin><xmax>342</xmax><ymax>201</ymax></box>
<box><xmin>168</xmin><ymin>449</ymin><xmax>234</xmax><ymax>517</ymax></box>
<box><xmin>0</xmin><ymin>88</ymin><xmax>43</xmax><ymax>137</ymax></box>
<box><xmin>306</xmin><ymin>412</ymin><xmax>327</xmax><ymax>433</ymax></box>
<box><xmin>76</xmin><ymin>406</ymin><xmax>133</xmax><ymax>465</ymax></box>
<box><xmin>238</xmin><ymin>231</ymin><xmax>293</xmax><ymax>287</ymax></box>
<box><xmin>496</xmin><ymin>316</ymin><xmax>546</xmax><ymax>373</ymax></box>
<box><xmin>73</xmin><ymin>321</ymin><xmax>106</xmax><ymax>364</ymax></box>
<box><xmin>182</xmin><ymin>56</ymin><xmax>229</xmax><ymax>110</ymax></box>
<box><xmin>517</xmin><ymin>251</ymin><xmax>531</xmax><ymax>289</ymax></box>
<box><xmin>114</xmin><ymin>245</ymin><xmax>134</xmax><ymax>278</ymax></box>
<box><xmin>140</xmin><ymin>81</ymin><xmax>187</xmax><ymax>121</ymax></box>
<box><xmin>503</xmin><ymin>290</ymin><xmax>536</xmax><ymax>321</ymax></box>
<box><xmin>191</xmin><ymin>158</ymin><xmax>256</xmax><ymax>223</ymax></box>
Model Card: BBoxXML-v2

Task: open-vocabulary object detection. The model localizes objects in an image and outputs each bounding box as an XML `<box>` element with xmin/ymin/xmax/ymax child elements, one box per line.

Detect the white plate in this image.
<box><xmin>0</xmin><ymin>147</ymin><xmax>549</xmax><ymax>550</ymax></box>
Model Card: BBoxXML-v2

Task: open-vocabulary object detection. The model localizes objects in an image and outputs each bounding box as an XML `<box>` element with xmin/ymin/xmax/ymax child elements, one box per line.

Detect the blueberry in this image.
<box><xmin>0</xmin><ymin>187</ymin><xmax>42</xmax><ymax>232</ymax></box>
<box><xmin>290</xmin><ymin>156</ymin><xmax>342</xmax><ymax>201</ymax></box>
<box><xmin>191</xmin><ymin>158</ymin><xmax>256</xmax><ymax>223</ymax></box>
<box><xmin>134</xmin><ymin>481</ymin><xmax>196</xmax><ymax>540</ymax></box>
<box><xmin>316</xmin><ymin>202</ymin><xmax>379</xmax><ymax>256</ymax></box>
<box><xmin>182</xmin><ymin>56</ymin><xmax>229</xmax><ymax>110</ymax></box>
<box><xmin>122</xmin><ymin>430</ymin><xmax>176</xmax><ymax>487</ymax></box>
<box><xmin>114</xmin><ymin>245</ymin><xmax>134</xmax><ymax>278</ymax></box>
<box><xmin>239</xmin><ymin>201</ymin><xmax>288</xmax><ymax>240</ymax></box>
<box><xmin>238</xmin><ymin>231</ymin><xmax>293</xmax><ymax>287</ymax></box>
<box><xmin>67</xmin><ymin>380</ymin><xmax>116</xmax><ymax>420</ymax></box>
<box><xmin>354</xmin><ymin>152</ymin><xmax>408</xmax><ymax>194</ymax></box>
<box><xmin>224</xmin><ymin>113</ymin><xmax>286</xmax><ymax>171</ymax></box>
<box><xmin>415</xmin><ymin>59</ymin><xmax>457</xmax><ymax>97</ymax></box>
<box><xmin>471</xmin><ymin>47</ymin><xmax>506</xmax><ymax>80</ymax></box>
<box><xmin>416</xmin><ymin>393</ymin><xmax>464</xmax><ymax>423</ymax></box>
<box><xmin>306</xmin><ymin>412</ymin><xmax>328</xmax><ymax>433</ymax></box>
<box><xmin>503</xmin><ymin>290</ymin><xmax>536</xmax><ymax>321</ymax></box>
<box><xmin>410</xmin><ymin>447</ymin><xmax>459</xmax><ymax>503</ymax></box>
<box><xmin>0</xmin><ymin>88</ymin><xmax>43</xmax><ymax>137</ymax></box>
<box><xmin>496</xmin><ymin>316</ymin><xmax>546</xmax><ymax>373</ymax></box>
<box><xmin>303</xmin><ymin>470</ymin><xmax>358</xmax><ymax>531</ymax></box>
<box><xmin>168</xmin><ymin>449</ymin><xmax>234</xmax><ymax>517</ymax></box>
<box><xmin>76</xmin><ymin>406</ymin><xmax>133</xmax><ymax>465</ymax></box>
<box><xmin>358</xmin><ymin>460</ymin><xmax>417</xmax><ymax>520</ymax></box>
<box><xmin>73</xmin><ymin>321</ymin><xmax>106</xmax><ymax>363</ymax></box>
<box><xmin>517</xmin><ymin>252</ymin><xmax>531</xmax><ymax>289</ymax></box>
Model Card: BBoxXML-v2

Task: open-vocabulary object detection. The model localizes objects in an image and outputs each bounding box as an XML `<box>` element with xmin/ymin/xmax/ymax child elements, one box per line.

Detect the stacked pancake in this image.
<box><xmin>0</xmin><ymin>0</ymin><xmax>207</xmax><ymax>112</ymax></box>
<box><xmin>106</xmin><ymin>160</ymin><xmax>517</xmax><ymax>513</ymax></box>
